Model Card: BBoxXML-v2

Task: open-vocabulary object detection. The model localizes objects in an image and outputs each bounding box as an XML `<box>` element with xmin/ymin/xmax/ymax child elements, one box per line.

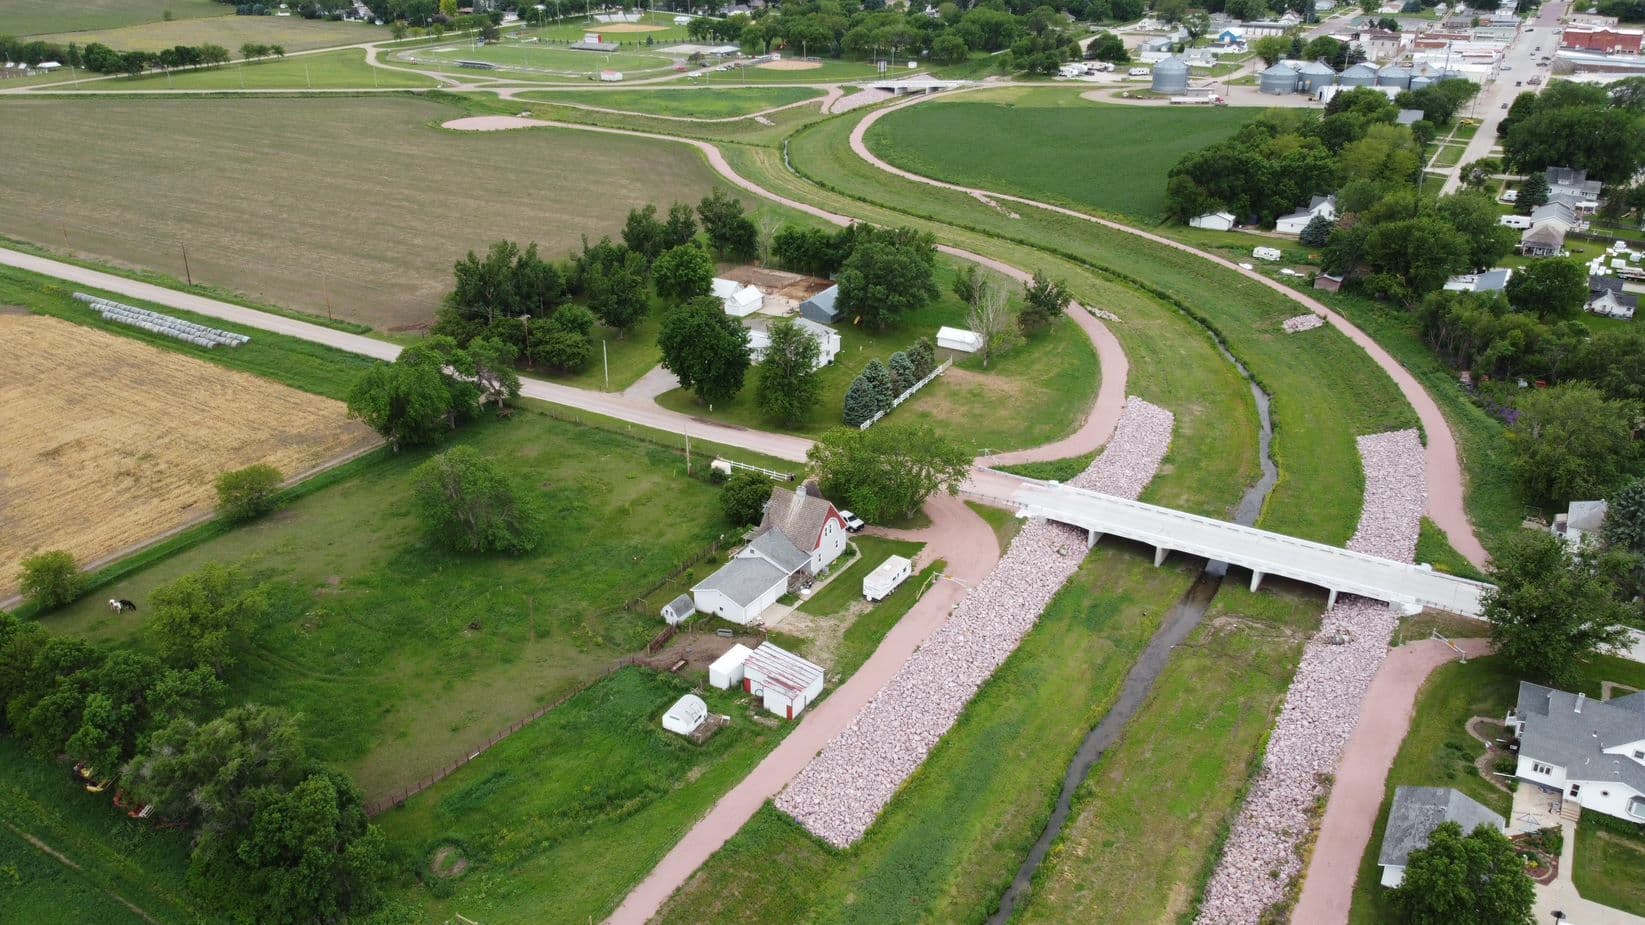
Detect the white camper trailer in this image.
<box><xmin>863</xmin><ymin>555</ymin><xmax>914</xmax><ymax>602</ymax></box>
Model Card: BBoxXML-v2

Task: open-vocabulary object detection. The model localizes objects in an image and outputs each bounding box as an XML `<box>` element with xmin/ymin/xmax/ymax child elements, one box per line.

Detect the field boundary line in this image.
<box><xmin>2</xmin><ymin>820</ymin><xmax>163</xmax><ymax>925</ymax></box>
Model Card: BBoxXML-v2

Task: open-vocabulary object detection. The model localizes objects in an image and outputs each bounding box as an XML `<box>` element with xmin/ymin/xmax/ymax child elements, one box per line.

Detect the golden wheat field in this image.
<box><xmin>0</xmin><ymin>313</ymin><xmax>378</xmax><ymax>595</ymax></box>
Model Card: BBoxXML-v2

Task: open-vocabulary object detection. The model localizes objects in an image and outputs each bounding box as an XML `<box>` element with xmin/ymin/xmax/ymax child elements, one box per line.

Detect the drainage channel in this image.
<box><xmin>986</xmin><ymin>336</ymin><xmax>1276</xmax><ymax>924</ymax></box>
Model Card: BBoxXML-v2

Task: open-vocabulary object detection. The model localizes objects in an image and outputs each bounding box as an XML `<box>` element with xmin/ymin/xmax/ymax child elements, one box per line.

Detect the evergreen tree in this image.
<box><xmin>888</xmin><ymin>351</ymin><xmax>916</xmax><ymax>395</ymax></box>
<box><xmin>843</xmin><ymin>375</ymin><xmax>879</xmax><ymax>427</ymax></box>
<box><xmin>1300</xmin><ymin>213</ymin><xmax>1335</xmax><ymax>248</ymax></box>
<box><xmin>859</xmin><ymin>359</ymin><xmax>895</xmax><ymax>415</ymax></box>
<box><xmin>1517</xmin><ymin>172</ymin><xmax>1549</xmax><ymax>214</ymax></box>
<box><xmin>908</xmin><ymin>338</ymin><xmax>937</xmax><ymax>379</ymax></box>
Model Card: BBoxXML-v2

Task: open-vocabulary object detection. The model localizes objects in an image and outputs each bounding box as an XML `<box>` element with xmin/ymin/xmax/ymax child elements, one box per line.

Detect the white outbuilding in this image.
<box><xmin>936</xmin><ymin>326</ymin><xmax>984</xmax><ymax>354</ymax></box>
<box><xmin>662</xmin><ymin>693</ymin><xmax>708</xmax><ymax>736</ymax></box>
<box><xmin>709</xmin><ymin>643</ymin><xmax>754</xmax><ymax>690</ymax></box>
<box><xmin>742</xmin><ymin>642</ymin><xmax>825</xmax><ymax>719</ymax></box>
<box><xmin>1189</xmin><ymin>211</ymin><xmax>1236</xmax><ymax>231</ymax></box>
<box><xmin>661</xmin><ymin>594</ymin><xmax>696</xmax><ymax>626</ymax></box>
<box><xmin>712</xmin><ymin>278</ymin><xmax>764</xmax><ymax>317</ymax></box>
<box><xmin>863</xmin><ymin>555</ymin><xmax>913</xmax><ymax>602</ymax></box>
<box><xmin>1252</xmin><ymin>246</ymin><xmax>1283</xmax><ymax>262</ymax></box>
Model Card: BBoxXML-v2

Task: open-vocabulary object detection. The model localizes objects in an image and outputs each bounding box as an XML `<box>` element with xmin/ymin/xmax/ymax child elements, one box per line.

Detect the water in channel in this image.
<box><xmin>986</xmin><ymin>337</ymin><xmax>1277</xmax><ymax>924</ymax></box>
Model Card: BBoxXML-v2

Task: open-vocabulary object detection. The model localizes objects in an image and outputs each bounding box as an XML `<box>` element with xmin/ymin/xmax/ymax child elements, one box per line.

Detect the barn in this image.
<box><xmin>743</xmin><ymin>642</ymin><xmax>826</xmax><ymax>719</ymax></box>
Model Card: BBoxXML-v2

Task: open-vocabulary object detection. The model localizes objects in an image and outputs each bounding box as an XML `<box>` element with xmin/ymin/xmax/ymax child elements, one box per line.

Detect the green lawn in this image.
<box><xmin>40</xmin><ymin>408</ymin><xmax>742</xmax><ymax>800</ymax></box>
<box><xmin>1348</xmin><ymin>655</ymin><xmax>1645</xmax><ymax>924</ymax></box>
<box><xmin>655</xmin><ymin>543</ymin><xmax>1200</xmax><ymax>924</ymax></box>
<box><xmin>796</xmin><ymin>536</ymin><xmax>922</xmax><ymax>620</ymax></box>
<box><xmin>69</xmin><ymin>49</ymin><xmax>435</xmax><ymax>91</ymax></box>
<box><xmin>656</xmin><ymin>275</ymin><xmax>1099</xmax><ymax>457</ymax></box>
<box><xmin>699</xmin><ymin>57</ymin><xmax>922</xmax><ymax>83</ymax></box>
<box><xmin>550</xmin><ymin>302</ymin><xmax>662</xmax><ymax>392</ymax></box>
<box><xmin>373</xmin><ymin>668</ymin><xmax>787</xmax><ymax>925</ymax></box>
<box><xmin>2</xmin><ymin>265</ymin><xmax>377</xmax><ymax>401</ymax></box>
<box><xmin>1016</xmin><ymin>582</ymin><xmax>1324</xmax><ymax>923</ymax></box>
<box><xmin>1415</xmin><ymin>517</ymin><xmax>1488</xmax><ymax>581</ymax></box>
<box><xmin>520</xmin><ymin>85</ymin><xmax>824</xmax><ymax>118</ymax></box>
<box><xmin>1574</xmin><ymin>813</ymin><xmax>1645</xmax><ymax>916</ymax></box>
<box><xmin>392</xmin><ymin>39</ymin><xmax>680</xmax><ymax>82</ymax></box>
<box><xmin>966</xmin><ymin>500</ymin><xmax>1024</xmax><ymax>553</ymax></box>
<box><xmin>0</xmin><ymin>740</ymin><xmax>205</xmax><ymax>924</ymax></box>
<box><xmin>1</xmin><ymin>0</ymin><xmax>226</xmax><ymax>37</ymax></box>
<box><xmin>864</xmin><ymin>88</ymin><xmax>1256</xmax><ymax>221</ymax></box>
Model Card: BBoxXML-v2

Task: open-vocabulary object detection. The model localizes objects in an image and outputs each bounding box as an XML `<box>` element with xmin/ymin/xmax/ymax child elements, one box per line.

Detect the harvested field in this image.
<box><xmin>758</xmin><ymin>59</ymin><xmax>822</xmax><ymax>70</ymax></box>
<box><xmin>0</xmin><ymin>97</ymin><xmax>730</xmax><ymax>330</ymax></box>
<box><xmin>32</xmin><ymin>15</ymin><xmax>381</xmax><ymax>53</ymax></box>
<box><xmin>0</xmin><ymin>314</ymin><xmax>376</xmax><ymax>595</ymax></box>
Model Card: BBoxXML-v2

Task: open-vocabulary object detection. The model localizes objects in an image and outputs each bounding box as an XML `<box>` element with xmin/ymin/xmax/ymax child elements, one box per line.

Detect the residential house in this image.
<box><xmin>1442</xmin><ymin>268</ymin><xmax>1512</xmax><ymax>294</ymax></box>
<box><xmin>1552</xmin><ymin>499</ymin><xmax>1608</xmax><ymax>546</ymax></box>
<box><xmin>1529</xmin><ymin>201</ymin><xmax>1580</xmax><ymax>233</ymax></box>
<box><xmin>1395</xmin><ymin>108</ymin><xmax>1425</xmax><ymax>125</ymax></box>
<box><xmin>797</xmin><ymin>284</ymin><xmax>841</xmax><ymax>324</ymax></box>
<box><xmin>760</xmin><ymin>483</ymin><xmax>849</xmax><ymax>576</ymax></box>
<box><xmin>1520</xmin><ymin>221</ymin><xmax>1566</xmax><ymax>257</ymax></box>
<box><xmin>1274</xmin><ymin>194</ymin><xmax>1337</xmax><ymax>235</ymax></box>
<box><xmin>747</xmin><ymin>316</ymin><xmax>841</xmax><ymax>368</ymax></box>
<box><xmin>1189</xmin><ymin>211</ymin><xmax>1237</xmax><ymax>231</ymax></box>
<box><xmin>1352</xmin><ymin>29</ymin><xmax>1406</xmax><ymax>62</ymax></box>
<box><xmin>1509</xmin><ymin>681</ymin><xmax>1645</xmax><ymax>824</ymax></box>
<box><xmin>1589</xmin><ymin>276</ymin><xmax>1639</xmax><ymax>319</ymax></box>
<box><xmin>1377</xmin><ymin>786</ymin><xmax>1506</xmax><ymax>887</ymax></box>
<box><xmin>690</xmin><ymin>527</ymin><xmax>813</xmax><ymax>625</ymax></box>
<box><xmin>1547</xmin><ymin>166</ymin><xmax>1604</xmax><ymax>213</ymax></box>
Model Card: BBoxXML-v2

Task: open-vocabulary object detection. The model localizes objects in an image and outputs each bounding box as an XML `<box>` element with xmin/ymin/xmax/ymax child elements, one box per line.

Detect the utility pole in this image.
<box><xmin>181</xmin><ymin>244</ymin><xmax>193</xmax><ymax>285</ymax></box>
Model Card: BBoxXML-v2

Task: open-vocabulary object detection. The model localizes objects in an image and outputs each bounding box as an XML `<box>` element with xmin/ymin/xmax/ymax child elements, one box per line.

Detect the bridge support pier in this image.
<box><xmin>1250</xmin><ymin>569</ymin><xmax>1264</xmax><ymax>593</ymax></box>
<box><xmin>1154</xmin><ymin>546</ymin><xmax>1169</xmax><ymax>567</ymax></box>
<box><xmin>1327</xmin><ymin>588</ymin><xmax>1339</xmax><ymax>609</ymax></box>
<box><xmin>1087</xmin><ymin>529</ymin><xmax>1102</xmax><ymax>549</ymax></box>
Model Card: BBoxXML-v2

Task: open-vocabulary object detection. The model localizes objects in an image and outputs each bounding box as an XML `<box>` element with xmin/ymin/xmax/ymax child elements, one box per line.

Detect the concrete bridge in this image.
<box><xmin>1013</xmin><ymin>481</ymin><xmax>1492</xmax><ymax>617</ymax></box>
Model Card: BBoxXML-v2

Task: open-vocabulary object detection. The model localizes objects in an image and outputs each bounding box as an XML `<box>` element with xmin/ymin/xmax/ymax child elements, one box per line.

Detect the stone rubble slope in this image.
<box><xmin>1195</xmin><ymin>428</ymin><xmax>1426</xmax><ymax>925</ymax></box>
<box><xmin>1282</xmin><ymin>314</ymin><xmax>1325</xmax><ymax>334</ymax></box>
<box><xmin>775</xmin><ymin>398</ymin><xmax>1175</xmax><ymax>848</ymax></box>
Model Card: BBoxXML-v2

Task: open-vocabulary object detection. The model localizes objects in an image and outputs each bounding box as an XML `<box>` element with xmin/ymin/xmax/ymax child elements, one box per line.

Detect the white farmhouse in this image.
<box><xmin>690</xmin><ymin>483</ymin><xmax>849</xmax><ymax>625</ymax></box>
<box><xmin>760</xmin><ymin>483</ymin><xmax>849</xmax><ymax>576</ymax></box>
<box><xmin>1274</xmin><ymin>194</ymin><xmax>1337</xmax><ymax>236</ymax></box>
<box><xmin>742</xmin><ymin>641</ymin><xmax>825</xmax><ymax>719</ymax></box>
<box><xmin>748</xmin><ymin>317</ymin><xmax>841</xmax><ymax>368</ymax></box>
<box><xmin>1509</xmin><ymin>681</ymin><xmax>1645</xmax><ymax>824</ymax></box>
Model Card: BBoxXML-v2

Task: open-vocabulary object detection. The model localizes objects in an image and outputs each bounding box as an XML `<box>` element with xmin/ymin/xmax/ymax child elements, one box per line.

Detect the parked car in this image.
<box><xmin>839</xmin><ymin>510</ymin><xmax>866</xmax><ymax>532</ymax></box>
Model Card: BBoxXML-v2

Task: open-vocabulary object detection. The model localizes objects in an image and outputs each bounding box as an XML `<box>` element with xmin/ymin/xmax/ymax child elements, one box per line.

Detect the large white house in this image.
<box><xmin>760</xmin><ymin>483</ymin><xmax>848</xmax><ymax>576</ymax></box>
<box><xmin>1274</xmin><ymin>194</ymin><xmax>1337</xmax><ymax>236</ymax></box>
<box><xmin>689</xmin><ymin>483</ymin><xmax>849</xmax><ymax>625</ymax></box>
<box><xmin>1509</xmin><ymin>681</ymin><xmax>1645</xmax><ymax>824</ymax></box>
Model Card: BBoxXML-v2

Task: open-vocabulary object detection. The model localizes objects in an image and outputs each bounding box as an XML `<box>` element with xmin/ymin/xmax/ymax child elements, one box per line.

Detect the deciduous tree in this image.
<box><xmin>1390</xmin><ymin>822</ymin><xmax>1535</xmax><ymax>925</ymax></box>
<box><xmin>652</xmin><ymin>244</ymin><xmax>715</xmax><ymax>305</ymax></box>
<box><xmin>411</xmin><ymin>447</ymin><xmax>544</xmax><ymax>555</ymax></box>
<box><xmin>1508</xmin><ymin>382</ymin><xmax>1639</xmax><ymax>504</ymax></box>
<box><xmin>755</xmin><ymin>318</ymin><xmax>823</xmax><ymax>426</ymax></box>
<box><xmin>1020</xmin><ymin>270</ymin><xmax>1070</xmax><ymax>334</ymax></box>
<box><xmin>215</xmin><ymin>464</ymin><xmax>283</xmax><ymax>522</ymax></box>
<box><xmin>720</xmin><ymin>472</ymin><xmax>774</xmax><ymax>526</ymax></box>
<box><xmin>1505</xmin><ymin>258</ymin><xmax>1588</xmax><ymax>321</ymax></box>
<box><xmin>657</xmin><ymin>296</ymin><xmax>751</xmax><ymax>406</ymax></box>
<box><xmin>807</xmin><ymin>424</ymin><xmax>972</xmax><ymax>522</ymax></box>
<box><xmin>1485</xmin><ymin>530</ymin><xmax>1634</xmax><ymax>689</ymax></box>
<box><xmin>836</xmin><ymin>226</ymin><xmax>939</xmax><ymax>330</ymax></box>
<box><xmin>17</xmin><ymin>550</ymin><xmax>85</xmax><ymax>610</ymax></box>
<box><xmin>148</xmin><ymin>564</ymin><xmax>266</xmax><ymax>675</ymax></box>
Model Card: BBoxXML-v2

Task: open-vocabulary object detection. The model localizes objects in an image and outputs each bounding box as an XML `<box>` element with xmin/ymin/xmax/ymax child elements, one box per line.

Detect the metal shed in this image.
<box><xmin>1151</xmin><ymin>56</ymin><xmax>1190</xmax><ymax>93</ymax></box>
<box><xmin>1295</xmin><ymin>60</ymin><xmax>1337</xmax><ymax>92</ymax></box>
<box><xmin>709</xmin><ymin>643</ymin><xmax>754</xmax><ymax>690</ymax></box>
<box><xmin>1258</xmin><ymin>62</ymin><xmax>1299</xmax><ymax>94</ymax></box>
<box><xmin>1339</xmin><ymin>62</ymin><xmax>1379</xmax><ymax>86</ymax></box>
<box><xmin>742</xmin><ymin>642</ymin><xmax>825</xmax><ymax>719</ymax></box>
<box><xmin>797</xmin><ymin>284</ymin><xmax>841</xmax><ymax>324</ymax></box>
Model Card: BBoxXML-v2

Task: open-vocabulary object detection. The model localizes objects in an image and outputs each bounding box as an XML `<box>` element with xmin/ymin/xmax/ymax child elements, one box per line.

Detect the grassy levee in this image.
<box><xmin>2</xmin><ymin>265</ymin><xmax>377</xmax><ymax>400</ymax></box>
<box><xmin>863</xmin><ymin>89</ymin><xmax>1256</xmax><ymax>220</ymax></box>
<box><xmin>1014</xmin><ymin>582</ymin><xmax>1324</xmax><ymax>924</ymax></box>
<box><xmin>374</xmin><ymin>669</ymin><xmax>791</xmax><ymax>925</ymax></box>
<box><xmin>0</xmin><ymin>740</ymin><xmax>206</xmax><ymax>924</ymax></box>
<box><xmin>653</xmin><ymin>545</ymin><xmax>1198</xmax><ymax>924</ymax></box>
<box><xmin>452</xmin><ymin>89</ymin><xmax>833</xmax><ymax>145</ymax></box>
<box><xmin>518</xmin><ymin>85</ymin><xmax>825</xmax><ymax>119</ymax></box>
<box><xmin>66</xmin><ymin>49</ymin><xmax>436</xmax><ymax>91</ymax></box>
<box><xmin>763</xmin><ymin>109</ymin><xmax>1420</xmax><ymax>542</ymax></box>
<box><xmin>1347</xmin><ymin>655</ymin><xmax>1645</xmax><ymax>924</ymax></box>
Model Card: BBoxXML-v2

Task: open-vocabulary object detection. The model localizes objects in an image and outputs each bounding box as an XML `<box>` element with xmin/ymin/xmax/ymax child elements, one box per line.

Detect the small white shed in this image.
<box><xmin>1189</xmin><ymin>211</ymin><xmax>1236</xmax><ymax>231</ymax></box>
<box><xmin>936</xmin><ymin>326</ymin><xmax>983</xmax><ymax>354</ymax></box>
<box><xmin>661</xmin><ymin>594</ymin><xmax>696</xmax><ymax>625</ymax></box>
<box><xmin>709</xmin><ymin>643</ymin><xmax>754</xmax><ymax>689</ymax></box>
<box><xmin>863</xmin><ymin>555</ymin><xmax>913</xmax><ymax>602</ymax></box>
<box><xmin>743</xmin><ymin>642</ymin><xmax>825</xmax><ymax>720</ymax></box>
<box><xmin>662</xmin><ymin>693</ymin><xmax>708</xmax><ymax>736</ymax></box>
<box><xmin>712</xmin><ymin>278</ymin><xmax>764</xmax><ymax>317</ymax></box>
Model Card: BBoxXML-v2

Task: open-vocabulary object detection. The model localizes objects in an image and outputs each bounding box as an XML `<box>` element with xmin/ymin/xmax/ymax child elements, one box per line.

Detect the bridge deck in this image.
<box><xmin>1014</xmin><ymin>482</ymin><xmax>1490</xmax><ymax>617</ymax></box>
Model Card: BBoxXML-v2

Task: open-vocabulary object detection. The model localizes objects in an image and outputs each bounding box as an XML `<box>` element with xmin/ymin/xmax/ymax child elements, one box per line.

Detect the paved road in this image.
<box><xmin>1439</xmin><ymin>0</ymin><xmax>1568</xmax><ymax>193</ymax></box>
<box><xmin>848</xmin><ymin>92</ymin><xmax>1490</xmax><ymax>569</ymax></box>
<box><xmin>1290</xmin><ymin>636</ymin><xmax>1493</xmax><ymax>925</ymax></box>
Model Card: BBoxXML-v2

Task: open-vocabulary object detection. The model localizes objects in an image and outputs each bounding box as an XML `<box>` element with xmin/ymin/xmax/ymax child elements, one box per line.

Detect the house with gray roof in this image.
<box><xmin>1395</xmin><ymin>107</ymin><xmax>1424</xmax><ymax>125</ymax></box>
<box><xmin>1377</xmin><ymin>786</ymin><xmax>1507</xmax><ymax>887</ymax></box>
<box><xmin>1520</xmin><ymin>221</ymin><xmax>1566</xmax><ymax>258</ymax></box>
<box><xmin>1553</xmin><ymin>499</ymin><xmax>1609</xmax><ymax>546</ymax></box>
<box><xmin>1443</xmin><ymin>268</ymin><xmax>1513</xmax><ymax>294</ymax></box>
<box><xmin>691</xmin><ymin>528</ymin><xmax>811</xmax><ymax>626</ymax></box>
<box><xmin>1547</xmin><ymin>166</ymin><xmax>1603</xmax><ymax>213</ymax></box>
<box><xmin>1589</xmin><ymin>275</ymin><xmax>1639</xmax><ymax>320</ymax></box>
<box><xmin>1529</xmin><ymin>201</ymin><xmax>1580</xmax><ymax>234</ymax></box>
<box><xmin>761</xmin><ymin>483</ymin><xmax>849</xmax><ymax>576</ymax></box>
<box><xmin>1509</xmin><ymin>681</ymin><xmax>1645</xmax><ymax>823</ymax></box>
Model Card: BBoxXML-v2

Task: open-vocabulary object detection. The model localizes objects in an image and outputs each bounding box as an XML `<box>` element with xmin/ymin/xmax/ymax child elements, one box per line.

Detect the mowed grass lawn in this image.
<box><xmin>657</xmin><ymin>266</ymin><xmax>1099</xmax><ymax>455</ymax></box>
<box><xmin>1</xmin><ymin>0</ymin><xmax>225</xmax><ymax>37</ymax></box>
<box><xmin>521</xmin><ymin>85</ymin><xmax>825</xmax><ymax>118</ymax></box>
<box><xmin>708</xmin><ymin>58</ymin><xmax>918</xmax><ymax>83</ymax></box>
<box><xmin>0</xmin><ymin>739</ymin><xmax>206</xmax><ymax>924</ymax></box>
<box><xmin>0</xmin><ymin>96</ymin><xmax>732</xmax><ymax>330</ymax></box>
<box><xmin>864</xmin><ymin>88</ymin><xmax>1256</xmax><ymax>221</ymax></box>
<box><xmin>655</xmin><ymin>544</ymin><xmax>1199</xmax><ymax>925</ymax></box>
<box><xmin>33</xmin><ymin>14</ymin><xmax>384</xmax><ymax>52</ymax></box>
<box><xmin>395</xmin><ymin>41</ymin><xmax>680</xmax><ymax>81</ymax></box>
<box><xmin>1575</xmin><ymin>813</ymin><xmax>1645</xmax><ymax>916</ymax></box>
<box><xmin>375</xmin><ymin>668</ymin><xmax>788</xmax><ymax>925</ymax></box>
<box><xmin>69</xmin><ymin>49</ymin><xmax>435</xmax><ymax>90</ymax></box>
<box><xmin>1015</xmin><ymin>581</ymin><xmax>1323</xmax><ymax>923</ymax></box>
<box><xmin>1348</xmin><ymin>654</ymin><xmax>1645</xmax><ymax>924</ymax></box>
<box><xmin>42</xmin><ymin>408</ymin><xmax>739</xmax><ymax>799</ymax></box>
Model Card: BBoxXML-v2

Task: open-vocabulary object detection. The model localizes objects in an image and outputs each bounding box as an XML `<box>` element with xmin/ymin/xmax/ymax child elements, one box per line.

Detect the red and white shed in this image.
<box><xmin>742</xmin><ymin>642</ymin><xmax>825</xmax><ymax>720</ymax></box>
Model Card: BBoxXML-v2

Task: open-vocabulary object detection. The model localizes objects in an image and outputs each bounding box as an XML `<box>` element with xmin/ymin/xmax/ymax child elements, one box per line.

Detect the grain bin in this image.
<box><xmin>1258</xmin><ymin>62</ymin><xmax>1299</xmax><ymax>94</ymax></box>
<box><xmin>1377</xmin><ymin>63</ymin><xmax>1411</xmax><ymax>89</ymax></box>
<box><xmin>1151</xmin><ymin>56</ymin><xmax>1190</xmax><ymax>93</ymax></box>
<box><xmin>1296</xmin><ymin>60</ymin><xmax>1337</xmax><ymax>92</ymax></box>
<box><xmin>1339</xmin><ymin>62</ymin><xmax>1379</xmax><ymax>87</ymax></box>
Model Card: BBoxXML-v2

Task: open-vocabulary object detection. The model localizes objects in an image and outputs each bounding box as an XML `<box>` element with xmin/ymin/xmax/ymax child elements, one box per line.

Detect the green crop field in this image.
<box><xmin>864</xmin><ymin>88</ymin><xmax>1256</xmax><ymax>221</ymax></box>
<box><xmin>41</xmin><ymin>406</ymin><xmax>741</xmax><ymax>799</ymax></box>
<box><xmin>655</xmin><ymin>544</ymin><xmax>1201</xmax><ymax>924</ymax></box>
<box><xmin>521</xmin><ymin>85</ymin><xmax>825</xmax><ymax>118</ymax></box>
<box><xmin>390</xmin><ymin>35</ymin><xmax>682</xmax><ymax>82</ymax></box>
<box><xmin>1016</xmin><ymin>582</ymin><xmax>1323</xmax><ymax>923</ymax></box>
<box><xmin>2</xmin><ymin>0</ymin><xmax>226</xmax><ymax>38</ymax></box>
<box><xmin>33</xmin><ymin>13</ymin><xmax>384</xmax><ymax>53</ymax></box>
<box><xmin>66</xmin><ymin>48</ymin><xmax>435</xmax><ymax>90</ymax></box>
<box><xmin>0</xmin><ymin>96</ymin><xmax>732</xmax><ymax>330</ymax></box>
<box><xmin>1348</xmin><ymin>655</ymin><xmax>1645</xmax><ymax>924</ymax></box>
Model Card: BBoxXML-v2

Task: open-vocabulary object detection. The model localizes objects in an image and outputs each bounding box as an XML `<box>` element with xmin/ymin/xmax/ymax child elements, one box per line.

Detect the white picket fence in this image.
<box><xmin>858</xmin><ymin>358</ymin><xmax>952</xmax><ymax>430</ymax></box>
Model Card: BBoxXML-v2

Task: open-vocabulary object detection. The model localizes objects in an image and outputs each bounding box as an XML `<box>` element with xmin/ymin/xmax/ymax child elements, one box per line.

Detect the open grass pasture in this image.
<box><xmin>391</xmin><ymin>35</ymin><xmax>682</xmax><ymax>82</ymax></box>
<box><xmin>0</xmin><ymin>311</ymin><xmax>376</xmax><ymax>599</ymax></box>
<box><xmin>68</xmin><ymin>48</ymin><xmax>435</xmax><ymax>90</ymax></box>
<box><xmin>520</xmin><ymin>85</ymin><xmax>825</xmax><ymax>119</ymax></box>
<box><xmin>0</xmin><ymin>96</ymin><xmax>731</xmax><ymax>330</ymax></box>
<box><xmin>1015</xmin><ymin>582</ymin><xmax>1324</xmax><ymax>923</ymax></box>
<box><xmin>41</xmin><ymin>406</ymin><xmax>739</xmax><ymax>799</ymax></box>
<box><xmin>375</xmin><ymin>668</ymin><xmax>787</xmax><ymax>925</ymax></box>
<box><xmin>1348</xmin><ymin>654</ymin><xmax>1645</xmax><ymax>924</ymax></box>
<box><xmin>0</xmin><ymin>739</ymin><xmax>205</xmax><ymax>924</ymax></box>
<box><xmin>33</xmin><ymin>13</ymin><xmax>383</xmax><ymax>53</ymax></box>
<box><xmin>864</xmin><ymin>88</ymin><xmax>1256</xmax><ymax>221</ymax></box>
<box><xmin>1</xmin><ymin>0</ymin><xmax>226</xmax><ymax>37</ymax></box>
<box><xmin>655</xmin><ymin>543</ymin><xmax>1200</xmax><ymax>925</ymax></box>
